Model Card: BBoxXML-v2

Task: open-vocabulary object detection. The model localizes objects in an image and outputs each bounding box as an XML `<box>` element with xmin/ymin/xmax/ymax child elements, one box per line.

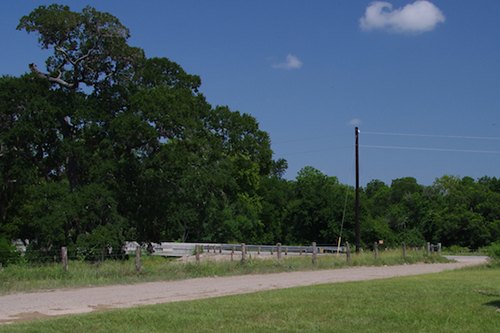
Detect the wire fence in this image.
<box><xmin>0</xmin><ymin>247</ymin><xmax>129</xmax><ymax>267</ymax></box>
<box><xmin>0</xmin><ymin>241</ymin><xmax>442</xmax><ymax>269</ymax></box>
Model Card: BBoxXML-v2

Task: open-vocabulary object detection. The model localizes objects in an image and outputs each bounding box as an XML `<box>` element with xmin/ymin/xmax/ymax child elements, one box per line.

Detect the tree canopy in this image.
<box><xmin>2</xmin><ymin>4</ymin><xmax>276</xmax><ymax>258</ymax></box>
<box><xmin>18</xmin><ymin>4</ymin><xmax>143</xmax><ymax>90</ymax></box>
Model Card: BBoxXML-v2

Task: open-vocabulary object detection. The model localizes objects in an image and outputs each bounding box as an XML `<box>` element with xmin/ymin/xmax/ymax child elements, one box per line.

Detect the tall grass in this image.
<box><xmin>0</xmin><ymin>249</ymin><xmax>448</xmax><ymax>295</ymax></box>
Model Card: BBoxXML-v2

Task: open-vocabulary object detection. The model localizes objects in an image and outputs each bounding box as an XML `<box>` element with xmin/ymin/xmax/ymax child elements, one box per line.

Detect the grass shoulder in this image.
<box><xmin>0</xmin><ymin>249</ymin><xmax>450</xmax><ymax>295</ymax></box>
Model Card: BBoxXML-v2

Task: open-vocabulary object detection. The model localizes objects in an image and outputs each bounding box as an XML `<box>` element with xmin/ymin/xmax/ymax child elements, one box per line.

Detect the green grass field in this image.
<box><xmin>0</xmin><ymin>250</ymin><xmax>447</xmax><ymax>295</ymax></box>
<box><xmin>1</xmin><ymin>264</ymin><xmax>499</xmax><ymax>332</ymax></box>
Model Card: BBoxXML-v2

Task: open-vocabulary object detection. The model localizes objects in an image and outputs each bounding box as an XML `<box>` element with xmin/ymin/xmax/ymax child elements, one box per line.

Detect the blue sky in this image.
<box><xmin>1</xmin><ymin>1</ymin><xmax>500</xmax><ymax>186</ymax></box>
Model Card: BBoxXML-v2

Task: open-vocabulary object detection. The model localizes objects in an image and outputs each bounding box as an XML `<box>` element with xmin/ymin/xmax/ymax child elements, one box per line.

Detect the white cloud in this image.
<box><xmin>360</xmin><ymin>1</ymin><xmax>445</xmax><ymax>34</ymax></box>
<box><xmin>349</xmin><ymin>118</ymin><xmax>362</xmax><ymax>126</ymax></box>
<box><xmin>273</xmin><ymin>54</ymin><xmax>303</xmax><ymax>70</ymax></box>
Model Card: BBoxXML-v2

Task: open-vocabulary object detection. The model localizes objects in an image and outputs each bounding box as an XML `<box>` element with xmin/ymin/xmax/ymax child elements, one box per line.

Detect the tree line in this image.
<box><xmin>263</xmin><ymin>169</ymin><xmax>500</xmax><ymax>249</ymax></box>
<box><xmin>1</xmin><ymin>5</ymin><xmax>498</xmax><ymax>261</ymax></box>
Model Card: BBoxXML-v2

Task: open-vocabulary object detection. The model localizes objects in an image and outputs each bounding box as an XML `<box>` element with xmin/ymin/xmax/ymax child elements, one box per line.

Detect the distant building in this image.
<box><xmin>12</xmin><ymin>239</ymin><xmax>28</xmax><ymax>254</ymax></box>
<box><xmin>122</xmin><ymin>241</ymin><xmax>140</xmax><ymax>254</ymax></box>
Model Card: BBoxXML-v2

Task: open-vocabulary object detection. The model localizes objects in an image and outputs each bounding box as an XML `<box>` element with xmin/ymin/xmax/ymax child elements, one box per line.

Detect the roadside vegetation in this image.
<box><xmin>1</xmin><ymin>265</ymin><xmax>498</xmax><ymax>333</ymax></box>
<box><xmin>0</xmin><ymin>249</ymin><xmax>449</xmax><ymax>295</ymax></box>
<box><xmin>485</xmin><ymin>241</ymin><xmax>500</xmax><ymax>261</ymax></box>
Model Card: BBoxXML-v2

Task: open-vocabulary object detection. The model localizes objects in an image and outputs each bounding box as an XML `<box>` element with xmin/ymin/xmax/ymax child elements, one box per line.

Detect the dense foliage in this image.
<box><xmin>1</xmin><ymin>5</ymin><xmax>498</xmax><ymax>261</ymax></box>
<box><xmin>0</xmin><ymin>4</ymin><xmax>278</xmax><ymax>259</ymax></box>
<box><xmin>258</xmin><ymin>171</ymin><xmax>500</xmax><ymax>249</ymax></box>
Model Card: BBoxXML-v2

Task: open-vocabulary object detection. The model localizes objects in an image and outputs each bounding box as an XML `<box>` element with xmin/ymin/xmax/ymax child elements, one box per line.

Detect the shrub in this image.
<box><xmin>446</xmin><ymin>245</ymin><xmax>470</xmax><ymax>254</ymax></box>
<box><xmin>75</xmin><ymin>224</ymin><xmax>126</xmax><ymax>261</ymax></box>
<box><xmin>0</xmin><ymin>237</ymin><xmax>20</xmax><ymax>266</ymax></box>
<box><xmin>486</xmin><ymin>242</ymin><xmax>500</xmax><ymax>260</ymax></box>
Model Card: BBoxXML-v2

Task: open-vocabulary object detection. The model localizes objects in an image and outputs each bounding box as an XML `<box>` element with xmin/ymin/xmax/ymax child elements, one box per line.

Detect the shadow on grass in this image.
<box><xmin>483</xmin><ymin>300</ymin><xmax>500</xmax><ymax>310</ymax></box>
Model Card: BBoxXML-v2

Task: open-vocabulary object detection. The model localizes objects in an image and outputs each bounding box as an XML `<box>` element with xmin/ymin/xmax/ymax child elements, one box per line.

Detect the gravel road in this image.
<box><xmin>0</xmin><ymin>256</ymin><xmax>488</xmax><ymax>324</ymax></box>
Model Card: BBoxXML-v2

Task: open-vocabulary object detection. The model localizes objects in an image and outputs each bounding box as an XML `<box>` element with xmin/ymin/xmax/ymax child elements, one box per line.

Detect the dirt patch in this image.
<box><xmin>0</xmin><ymin>311</ymin><xmax>50</xmax><ymax>324</ymax></box>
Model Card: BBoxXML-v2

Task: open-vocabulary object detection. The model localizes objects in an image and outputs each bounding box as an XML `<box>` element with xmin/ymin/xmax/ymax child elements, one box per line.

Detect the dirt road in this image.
<box><xmin>0</xmin><ymin>256</ymin><xmax>488</xmax><ymax>324</ymax></box>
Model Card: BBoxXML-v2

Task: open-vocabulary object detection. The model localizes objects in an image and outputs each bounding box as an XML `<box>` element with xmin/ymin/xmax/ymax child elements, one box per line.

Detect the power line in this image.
<box><xmin>274</xmin><ymin>130</ymin><xmax>500</xmax><ymax>156</ymax></box>
<box><xmin>280</xmin><ymin>144</ymin><xmax>500</xmax><ymax>156</ymax></box>
<box><xmin>361</xmin><ymin>145</ymin><xmax>500</xmax><ymax>154</ymax></box>
<box><xmin>362</xmin><ymin>131</ymin><xmax>500</xmax><ymax>141</ymax></box>
<box><xmin>274</xmin><ymin>130</ymin><xmax>500</xmax><ymax>146</ymax></box>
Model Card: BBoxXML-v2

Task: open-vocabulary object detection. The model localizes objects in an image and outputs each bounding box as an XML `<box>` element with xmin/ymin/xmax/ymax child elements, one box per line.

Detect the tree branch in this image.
<box><xmin>29</xmin><ymin>63</ymin><xmax>75</xmax><ymax>89</ymax></box>
<box><xmin>56</xmin><ymin>46</ymin><xmax>93</xmax><ymax>66</ymax></box>
<box><xmin>55</xmin><ymin>46</ymin><xmax>76</xmax><ymax>66</ymax></box>
<box><xmin>75</xmin><ymin>50</ymin><xmax>92</xmax><ymax>64</ymax></box>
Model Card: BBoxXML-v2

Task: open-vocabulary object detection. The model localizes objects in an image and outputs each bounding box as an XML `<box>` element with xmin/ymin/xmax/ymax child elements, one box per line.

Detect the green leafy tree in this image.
<box><xmin>285</xmin><ymin>167</ymin><xmax>351</xmax><ymax>244</ymax></box>
<box><xmin>18</xmin><ymin>4</ymin><xmax>143</xmax><ymax>90</ymax></box>
<box><xmin>430</xmin><ymin>175</ymin><xmax>497</xmax><ymax>248</ymax></box>
<box><xmin>390</xmin><ymin>177</ymin><xmax>422</xmax><ymax>203</ymax></box>
<box><xmin>1</xmin><ymin>4</ymin><xmax>279</xmax><ymax>254</ymax></box>
<box><xmin>258</xmin><ymin>174</ymin><xmax>293</xmax><ymax>244</ymax></box>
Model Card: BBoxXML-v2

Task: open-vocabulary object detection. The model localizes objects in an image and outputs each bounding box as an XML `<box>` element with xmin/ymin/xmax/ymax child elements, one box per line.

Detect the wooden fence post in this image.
<box><xmin>277</xmin><ymin>243</ymin><xmax>282</xmax><ymax>260</ymax></box>
<box><xmin>346</xmin><ymin>242</ymin><xmax>352</xmax><ymax>264</ymax></box>
<box><xmin>257</xmin><ymin>246</ymin><xmax>261</xmax><ymax>255</ymax></box>
<box><xmin>402</xmin><ymin>242</ymin><xmax>406</xmax><ymax>259</ymax></box>
<box><xmin>374</xmin><ymin>242</ymin><xmax>378</xmax><ymax>259</ymax></box>
<box><xmin>61</xmin><ymin>246</ymin><xmax>68</xmax><ymax>272</ymax></box>
<box><xmin>426</xmin><ymin>242</ymin><xmax>431</xmax><ymax>255</ymax></box>
<box><xmin>231</xmin><ymin>246</ymin><xmax>235</xmax><ymax>261</ymax></box>
<box><xmin>437</xmin><ymin>243</ymin><xmax>442</xmax><ymax>254</ymax></box>
<box><xmin>135</xmin><ymin>246</ymin><xmax>142</xmax><ymax>272</ymax></box>
<box><xmin>312</xmin><ymin>242</ymin><xmax>317</xmax><ymax>265</ymax></box>
<box><xmin>195</xmin><ymin>245</ymin><xmax>200</xmax><ymax>262</ymax></box>
<box><xmin>285</xmin><ymin>247</ymin><xmax>288</xmax><ymax>256</ymax></box>
<box><xmin>241</xmin><ymin>243</ymin><xmax>247</xmax><ymax>263</ymax></box>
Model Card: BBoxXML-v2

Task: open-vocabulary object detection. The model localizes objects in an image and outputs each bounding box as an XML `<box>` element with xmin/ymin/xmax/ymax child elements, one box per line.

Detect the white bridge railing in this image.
<box><xmin>123</xmin><ymin>242</ymin><xmax>344</xmax><ymax>257</ymax></box>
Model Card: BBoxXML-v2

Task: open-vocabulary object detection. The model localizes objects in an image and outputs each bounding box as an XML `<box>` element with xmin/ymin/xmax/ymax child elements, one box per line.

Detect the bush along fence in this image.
<box><xmin>1</xmin><ymin>241</ymin><xmax>444</xmax><ymax>272</ymax></box>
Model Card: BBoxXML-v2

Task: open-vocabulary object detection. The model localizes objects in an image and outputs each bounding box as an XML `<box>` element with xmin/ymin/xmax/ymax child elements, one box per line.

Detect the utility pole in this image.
<box><xmin>355</xmin><ymin>127</ymin><xmax>361</xmax><ymax>253</ymax></box>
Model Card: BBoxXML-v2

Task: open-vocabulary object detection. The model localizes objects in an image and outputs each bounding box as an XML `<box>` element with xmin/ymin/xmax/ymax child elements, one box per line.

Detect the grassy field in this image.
<box><xmin>0</xmin><ymin>249</ymin><xmax>447</xmax><ymax>295</ymax></box>
<box><xmin>0</xmin><ymin>264</ymin><xmax>498</xmax><ymax>332</ymax></box>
